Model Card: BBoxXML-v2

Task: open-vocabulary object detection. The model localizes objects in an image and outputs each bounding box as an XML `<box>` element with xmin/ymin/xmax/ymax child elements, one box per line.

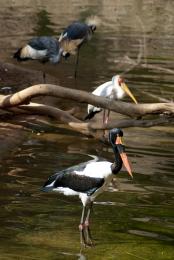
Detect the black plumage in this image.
<box><xmin>42</xmin><ymin>155</ymin><xmax>106</xmax><ymax>195</ymax></box>
<box><xmin>43</xmin><ymin>171</ymin><xmax>104</xmax><ymax>196</ymax></box>
<box><xmin>84</xmin><ymin>110</ymin><xmax>100</xmax><ymax>120</ymax></box>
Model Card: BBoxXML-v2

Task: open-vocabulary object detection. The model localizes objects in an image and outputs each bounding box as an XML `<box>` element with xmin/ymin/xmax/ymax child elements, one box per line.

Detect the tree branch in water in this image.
<box><xmin>0</xmin><ymin>85</ymin><xmax>173</xmax><ymax>118</ymax></box>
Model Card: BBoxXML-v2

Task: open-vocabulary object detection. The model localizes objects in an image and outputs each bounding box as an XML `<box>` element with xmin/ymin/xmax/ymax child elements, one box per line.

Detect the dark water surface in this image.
<box><xmin>0</xmin><ymin>1</ymin><xmax>174</xmax><ymax>259</ymax></box>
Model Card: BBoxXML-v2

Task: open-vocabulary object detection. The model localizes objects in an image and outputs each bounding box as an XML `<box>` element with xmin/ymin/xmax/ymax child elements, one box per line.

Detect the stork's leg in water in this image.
<box><xmin>84</xmin><ymin>202</ymin><xmax>94</xmax><ymax>246</ymax></box>
<box><xmin>79</xmin><ymin>206</ymin><xmax>87</xmax><ymax>246</ymax></box>
<box><xmin>74</xmin><ymin>48</ymin><xmax>80</xmax><ymax>79</ymax></box>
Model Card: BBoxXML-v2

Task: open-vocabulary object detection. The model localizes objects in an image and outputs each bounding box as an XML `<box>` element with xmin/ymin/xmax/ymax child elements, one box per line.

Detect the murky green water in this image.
<box><xmin>0</xmin><ymin>1</ymin><xmax>174</xmax><ymax>259</ymax></box>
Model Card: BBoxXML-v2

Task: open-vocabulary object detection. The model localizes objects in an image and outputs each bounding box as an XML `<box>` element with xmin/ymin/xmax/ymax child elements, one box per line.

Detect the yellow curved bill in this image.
<box><xmin>121</xmin><ymin>83</ymin><xmax>138</xmax><ymax>104</ymax></box>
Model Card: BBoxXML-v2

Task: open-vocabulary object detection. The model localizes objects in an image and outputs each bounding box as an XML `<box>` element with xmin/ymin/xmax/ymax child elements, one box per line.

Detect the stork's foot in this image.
<box><xmin>84</xmin><ymin>221</ymin><xmax>95</xmax><ymax>247</ymax></box>
<box><xmin>79</xmin><ymin>223</ymin><xmax>94</xmax><ymax>247</ymax></box>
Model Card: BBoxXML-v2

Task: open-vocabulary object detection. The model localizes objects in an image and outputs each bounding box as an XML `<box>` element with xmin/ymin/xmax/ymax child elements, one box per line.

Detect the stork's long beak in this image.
<box><xmin>115</xmin><ymin>136</ymin><xmax>133</xmax><ymax>178</ymax></box>
<box><xmin>121</xmin><ymin>83</ymin><xmax>138</xmax><ymax>104</ymax></box>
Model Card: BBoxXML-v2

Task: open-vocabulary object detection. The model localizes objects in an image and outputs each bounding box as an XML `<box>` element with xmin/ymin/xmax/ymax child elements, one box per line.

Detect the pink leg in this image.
<box><xmin>84</xmin><ymin>202</ymin><xmax>94</xmax><ymax>246</ymax></box>
<box><xmin>79</xmin><ymin>206</ymin><xmax>87</xmax><ymax>246</ymax></box>
<box><xmin>103</xmin><ymin>110</ymin><xmax>110</xmax><ymax>138</ymax></box>
<box><xmin>104</xmin><ymin>110</ymin><xmax>110</xmax><ymax>125</ymax></box>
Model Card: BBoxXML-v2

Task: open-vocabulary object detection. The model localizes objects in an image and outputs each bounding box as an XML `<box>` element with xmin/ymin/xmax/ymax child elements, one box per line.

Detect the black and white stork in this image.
<box><xmin>42</xmin><ymin>128</ymin><xmax>133</xmax><ymax>246</ymax></box>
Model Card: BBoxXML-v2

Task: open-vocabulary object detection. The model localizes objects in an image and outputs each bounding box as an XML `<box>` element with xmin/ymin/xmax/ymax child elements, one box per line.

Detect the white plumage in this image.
<box><xmin>85</xmin><ymin>75</ymin><xmax>138</xmax><ymax>122</ymax></box>
<box><xmin>20</xmin><ymin>45</ymin><xmax>47</xmax><ymax>60</ymax></box>
<box><xmin>87</xmin><ymin>75</ymin><xmax>124</xmax><ymax>115</ymax></box>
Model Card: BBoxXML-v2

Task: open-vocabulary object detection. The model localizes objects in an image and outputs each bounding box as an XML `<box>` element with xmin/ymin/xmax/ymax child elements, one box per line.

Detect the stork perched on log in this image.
<box><xmin>85</xmin><ymin>75</ymin><xmax>138</xmax><ymax>124</ymax></box>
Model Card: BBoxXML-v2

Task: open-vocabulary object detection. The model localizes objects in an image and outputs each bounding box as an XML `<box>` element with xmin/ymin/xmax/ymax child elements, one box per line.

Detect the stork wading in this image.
<box><xmin>42</xmin><ymin>128</ymin><xmax>133</xmax><ymax>246</ymax></box>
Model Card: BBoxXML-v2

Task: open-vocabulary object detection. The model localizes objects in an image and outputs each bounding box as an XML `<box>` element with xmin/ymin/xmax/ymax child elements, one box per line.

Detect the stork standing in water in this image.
<box><xmin>59</xmin><ymin>17</ymin><xmax>98</xmax><ymax>78</ymax></box>
<box><xmin>85</xmin><ymin>75</ymin><xmax>138</xmax><ymax>124</ymax></box>
<box><xmin>42</xmin><ymin>128</ymin><xmax>133</xmax><ymax>246</ymax></box>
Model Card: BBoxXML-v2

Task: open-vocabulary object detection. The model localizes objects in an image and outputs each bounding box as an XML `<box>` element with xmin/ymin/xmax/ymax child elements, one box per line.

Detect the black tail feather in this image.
<box><xmin>41</xmin><ymin>186</ymin><xmax>53</xmax><ymax>192</ymax></box>
<box><xmin>13</xmin><ymin>48</ymin><xmax>22</xmax><ymax>60</ymax></box>
<box><xmin>13</xmin><ymin>48</ymin><xmax>29</xmax><ymax>61</ymax></box>
<box><xmin>84</xmin><ymin>110</ymin><xmax>100</xmax><ymax>120</ymax></box>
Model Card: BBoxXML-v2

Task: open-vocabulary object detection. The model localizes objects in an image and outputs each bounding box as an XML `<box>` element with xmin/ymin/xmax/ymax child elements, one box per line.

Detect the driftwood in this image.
<box><xmin>0</xmin><ymin>84</ymin><xmax>174</xmax><ymax>117</ymax></box>
<box><xmin>0</xmin><ymin>84</ymin><xmax>174</xmax><ymax>139</ymax></box>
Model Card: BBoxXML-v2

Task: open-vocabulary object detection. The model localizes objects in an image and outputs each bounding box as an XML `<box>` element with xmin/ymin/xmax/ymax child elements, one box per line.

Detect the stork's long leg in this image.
<box><xmin>79</xmin><ymin>206</ymin><xmax>86</xmax><ymax>246</ymax></box>
<box><xmin>102</xmin><ymin>109</ymin><xmax>107</xmax><ymax>137</ymax></box>
<box><xmin>84</xmin><ymin>202</ymin><xmax>94</xmax><ymax>246</ymax></box>
<box><xmin>103</xmin><ymin>109</ymin><xmax>111</xmax><ymax>138</ymax></box>
<box><xmin>105</xmin><ymin>109</ymin><xmax>110</xmax><ymax>125</ymax></box>
<box><xmin>74</xmin><ymin>48</ymin><xmax>80</xmax><ymax>78</ymax></box>
<box><xmin>103</xmin><ymin>109</ymin><xmax>106</xmax><ymax>125</ymax></box>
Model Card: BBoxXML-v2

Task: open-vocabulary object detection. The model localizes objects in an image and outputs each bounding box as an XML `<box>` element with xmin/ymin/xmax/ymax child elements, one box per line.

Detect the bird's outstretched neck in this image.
<box><xmin>111</xmin><ymin>146</ymin><xmax>123</xmax><ymax>175</ymax></box>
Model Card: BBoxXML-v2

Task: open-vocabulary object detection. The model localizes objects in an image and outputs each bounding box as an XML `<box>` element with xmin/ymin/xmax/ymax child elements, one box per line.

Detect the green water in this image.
<box><xmin>0</xmin><ymin>1</ymin><xmax>174</xmax><ymax>259</ymax></box>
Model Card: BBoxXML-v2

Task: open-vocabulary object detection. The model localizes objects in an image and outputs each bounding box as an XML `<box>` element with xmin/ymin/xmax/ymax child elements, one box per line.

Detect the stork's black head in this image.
<box><xmin>109</xmin><ymin>128</ymin><xmax>123</xmax><ymax>146</ymax></box>
<box><xmin>109</xmin><ymin>128</ymin><xmax>133</xmax><ymax>178</ymax></box>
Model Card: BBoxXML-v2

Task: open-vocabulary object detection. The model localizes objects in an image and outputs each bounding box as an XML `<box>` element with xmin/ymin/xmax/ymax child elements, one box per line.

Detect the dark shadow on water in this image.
<box><xmin>33</xmin><ymin>9</ymin><xmax>57</xmax><ymax>36</ymax></box>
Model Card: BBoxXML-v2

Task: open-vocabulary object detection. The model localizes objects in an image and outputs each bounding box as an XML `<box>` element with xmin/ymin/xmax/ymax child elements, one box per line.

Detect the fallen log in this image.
<box><xmin>0</xmin><ymin>84</ymin><xmax>174</xmax><ymax>118</ymax></box>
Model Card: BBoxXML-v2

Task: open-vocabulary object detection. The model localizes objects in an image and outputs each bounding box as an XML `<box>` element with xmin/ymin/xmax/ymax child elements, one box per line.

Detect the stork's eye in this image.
<box><xmin>118</xmin><ymin>77</ymin><xmax>124</xmax><ymax>86</ymax></box>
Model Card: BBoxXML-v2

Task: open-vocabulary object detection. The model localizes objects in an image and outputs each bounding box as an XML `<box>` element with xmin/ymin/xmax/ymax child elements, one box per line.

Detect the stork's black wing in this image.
<box><xmin>42</xmin><ymin>161</ymin><xmax>91</xmax><ymax>188</ymax></box>
<box><xmin>43</xmin><ymin>156</ymin><xmax>106</xmax><ymax>186</ymax></box>
<box><xmin>42</xmin><ymin>172</ymin><xmax>105</xmax><ymax>196</ymax></box>
<box><xmin>53</xmin><ymin>172</ymin><xmax>104</xmax><ymax>196</ymax></box>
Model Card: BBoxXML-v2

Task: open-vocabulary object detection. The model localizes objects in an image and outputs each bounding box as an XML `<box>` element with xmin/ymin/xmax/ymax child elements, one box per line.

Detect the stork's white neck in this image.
<box><xmin>112</xmin><ymin>76</ymin><xmax>125</xmax><ymax>100</ymax></box>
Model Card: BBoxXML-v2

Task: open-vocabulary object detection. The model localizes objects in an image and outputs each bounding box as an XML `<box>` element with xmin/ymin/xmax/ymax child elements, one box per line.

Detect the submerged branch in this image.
<box><xmin>69</xmin><ymin>116</ymin><xmax>174</xmax><ymax>134</ymax></box>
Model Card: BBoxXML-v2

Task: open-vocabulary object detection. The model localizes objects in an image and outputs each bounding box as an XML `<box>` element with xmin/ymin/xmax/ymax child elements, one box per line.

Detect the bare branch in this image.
<box><xmin>20</xmin><ymin>103</ymin><xmax>81</xmax><ymax>123</ymax></box>
<box><xmin>0</xmin><ymin>85</ymin><xmax>174</xmax><ymax>119</ymax></box>
<box><xmin>69</xmin><ymin>116</ymin><xmax>174</xmax><ymax>137</ymax></box>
